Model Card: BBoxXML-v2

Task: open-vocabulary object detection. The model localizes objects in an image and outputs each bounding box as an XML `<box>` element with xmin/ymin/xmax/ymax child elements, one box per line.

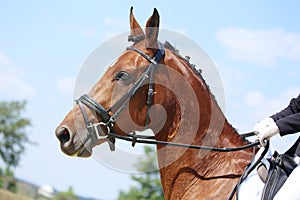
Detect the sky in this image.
<box><xmin>1</xmin><ymin>1</ymin><xmax>300</xmax><ymax>199</ymax></box>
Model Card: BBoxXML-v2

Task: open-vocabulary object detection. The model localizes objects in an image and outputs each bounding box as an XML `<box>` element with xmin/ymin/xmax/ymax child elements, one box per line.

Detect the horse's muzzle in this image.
<box><xmin>55</xmin><ymin>126</ymin><xmax>79</xmax><ymax>156</ymax></box>
<box><xmin>56</xmin><ymin>127</ymin><xmax>71</xmax><ymax>146</ymax></box>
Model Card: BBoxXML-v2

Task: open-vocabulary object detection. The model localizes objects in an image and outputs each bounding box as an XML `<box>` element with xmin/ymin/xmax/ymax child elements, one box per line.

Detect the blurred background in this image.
<box><xmin>0</xmin><ymin>1</ymin><xmax>300</xmax><ymax>199</ymax></box>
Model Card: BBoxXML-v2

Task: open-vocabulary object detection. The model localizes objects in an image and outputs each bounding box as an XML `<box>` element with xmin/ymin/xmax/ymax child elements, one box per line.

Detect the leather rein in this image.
<box><xmin>75</xmin><ymin>40</ymin><xmax>260</xmax><ymax>152</ymax></box>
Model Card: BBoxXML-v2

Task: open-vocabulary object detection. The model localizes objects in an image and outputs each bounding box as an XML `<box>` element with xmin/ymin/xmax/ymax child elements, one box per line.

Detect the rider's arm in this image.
<box><xmin>270</xmin><ymin>94</ymin><xmax>300</xmax><ymax>136</ymax></box>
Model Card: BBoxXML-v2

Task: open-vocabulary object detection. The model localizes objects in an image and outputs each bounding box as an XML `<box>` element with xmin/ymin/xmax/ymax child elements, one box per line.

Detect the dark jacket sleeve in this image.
<box><xmin>285</xmin><ymin>137</ymin><xmax>300</xmax><ymax>156</ymax></box>
<box><xmin>270</xmin><ymin>94</ymin><xmax>300</xmax><ymax>136</ymax></box>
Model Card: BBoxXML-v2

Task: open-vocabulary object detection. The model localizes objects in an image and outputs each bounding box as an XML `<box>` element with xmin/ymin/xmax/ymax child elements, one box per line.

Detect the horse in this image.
<box><xmin>55</xmin><ymin>7</ymin><xmax>256</xmax><ymax>199</ymax></box>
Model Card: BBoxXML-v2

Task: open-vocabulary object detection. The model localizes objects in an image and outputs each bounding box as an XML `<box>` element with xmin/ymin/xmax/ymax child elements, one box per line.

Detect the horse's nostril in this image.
<box><xmin>57</xmin><ymin>127</ymin><xmax>71</xmax><ymax>145</ymax></box>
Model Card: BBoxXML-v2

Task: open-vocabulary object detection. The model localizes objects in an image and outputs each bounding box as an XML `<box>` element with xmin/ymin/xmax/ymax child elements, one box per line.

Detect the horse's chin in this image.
<box><xmin>72</xmin><ymin>137</ymin><xmax>107</xmax><ymax>158</ymax></box>
<box><xmin>71</xmin><ymin>146</ymin><xmax>92</xmax><ymax>158</ymax></box>
<box><xmin>65</xmin><ymin>137</ymin><xmax>94</xmax><ymax>158</ymax></box>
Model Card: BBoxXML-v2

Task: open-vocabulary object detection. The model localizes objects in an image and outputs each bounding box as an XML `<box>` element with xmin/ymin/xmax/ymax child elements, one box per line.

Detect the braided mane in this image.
<box><xmin>163</xmin><ymin>41</ymin><xmax>215</xmax><ymax>99</ymax></box>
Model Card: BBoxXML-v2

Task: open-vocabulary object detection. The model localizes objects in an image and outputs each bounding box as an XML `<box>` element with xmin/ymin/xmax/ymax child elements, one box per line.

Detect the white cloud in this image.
<box><xmin>56</xmin><ymin>77</ymin><xmax>75</xmax><ymax>94</ymax></box>
<box><xmin>245</xmin><ymin>87</ymin><xmax>300</xmax><ymax>120</ymax></box>
<box><xmin>225</xmin><ymin>85</ymin><xmax>299</xmax><ymax>130</ymax></box>
<box><xmin>216</xmin><ymin>28</ymin><xmax>300</xmax><ymax>66</ymax></box>
<box><xmin>245</xmin><ymin>91</ymin><xmax>266</xmax><ymax>107</ymax></box>
<box><xmin>0</xmin><ymin>52</ymin><xmax>35</xmax><ymax>100</ymax></box>
<box><xmin>243</xmin><ymin>88</ymin><xmax>300</xmax><ymax>152</ymax></box>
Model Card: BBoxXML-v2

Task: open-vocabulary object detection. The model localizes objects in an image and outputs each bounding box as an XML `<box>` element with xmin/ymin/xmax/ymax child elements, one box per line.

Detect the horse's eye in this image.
<box><xmin>115</xmin><ymin>71</ymin><xmax>130</xmax><ymax>81</ymax></box>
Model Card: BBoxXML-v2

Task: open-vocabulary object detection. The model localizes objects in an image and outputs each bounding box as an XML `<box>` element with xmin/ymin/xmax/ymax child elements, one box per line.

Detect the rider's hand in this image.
<box><xmin>253</xmin><ymin>117</ymin><xmax>280</xmax><ymax>146</ymax></box>
<box><xmin>253</xmin><ymin>117</ymin><xmax>274</xmax><ymax>134</ymax></box>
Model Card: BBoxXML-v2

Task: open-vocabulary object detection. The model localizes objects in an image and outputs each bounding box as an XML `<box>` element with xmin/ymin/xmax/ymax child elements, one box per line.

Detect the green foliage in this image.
<box><xmin>0</xmin><ymin>168</ymin><xmax>3</xmax><ymax>188</ymax></box>
<box><xmin>0</xmin><ymin>101</ymin><xmax>31</xmax><ymax>168</ymax></box>
<box><xmin>52</xmin><ymin>186</ymin><xmax>78</xmax><ymax>200</ymax></box>
<box><xmin>0</xmin><ymin>167</ymin><xmax>17</xmax><ymax>192</ymax></box>
<box><xmin>117</xmin><ymin>146</ymin><xmax>164</xmax><ymax>200</ymax></box>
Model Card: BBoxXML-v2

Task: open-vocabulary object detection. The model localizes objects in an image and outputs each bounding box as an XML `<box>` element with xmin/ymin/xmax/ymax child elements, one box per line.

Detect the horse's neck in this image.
<box><xmin>157</xmin><ymin>102</ymin><xmax>253</xmax><ymax>199</ymax></box>
<box><xmin>156</xmin><ymin>54</ymin><xmax>253</xmax><ymax>199</ymax></box>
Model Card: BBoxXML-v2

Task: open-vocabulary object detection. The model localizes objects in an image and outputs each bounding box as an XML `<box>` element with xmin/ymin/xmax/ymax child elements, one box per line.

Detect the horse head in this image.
<box><xmin>55</xmin><ymin>8</ymin><xmax>180</xmax><ymax>157</ymax></box>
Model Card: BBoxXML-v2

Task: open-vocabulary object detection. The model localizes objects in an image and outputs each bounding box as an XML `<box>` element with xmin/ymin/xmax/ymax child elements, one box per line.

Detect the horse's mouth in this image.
<box><xmin>56</xmin><ymin>127</ymin><xmax>92</xmax><ymax>158</ymax></box>
<box><xmin>71</xmin><ymin>135</ymin><xmax>95</xmax><ymax>157</ymax></box>
<box><xmin>71</xmin><ymin>144</ymin><xmax>91</xmax><ymax>157</ymax></box>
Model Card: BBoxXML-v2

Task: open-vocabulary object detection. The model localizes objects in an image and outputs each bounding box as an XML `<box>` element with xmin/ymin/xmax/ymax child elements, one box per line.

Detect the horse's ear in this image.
<box><xmin>129</xmin><ymin>7</ymin><xmax>144</xmax><ymax>37</ymax></box>
<box><xmin>145</xmin><ymin>8</ymin><xmax>160</xmax><ymax>48</ymax></box>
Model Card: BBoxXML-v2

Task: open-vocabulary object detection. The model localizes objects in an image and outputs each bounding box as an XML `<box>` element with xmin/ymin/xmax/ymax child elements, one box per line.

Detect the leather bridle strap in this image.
<box><xmin>75</xmin><ymin>43</ymin><xmax>165</xmax><ymax>150</ymax></box>
<box><xmin>75</xmin><ymin>95</ymin><xmax>115</xmax><ymax>150</ymax></box>
<box><xmin>228</xmin><ymin>141</ymin><xmax>270</xmax><ymax>200</ymax></box>
<box><xmin>126</xmin><ymin>42</ymin><xmax>165</xmax><ymax>65</ymax></box>
<box><xmin>108</xmin><ymin>131</ymin><xmax>260</xmax><ymax>151</ymax></box>
<box><xmin>108</xmin><ymin>42</ymin><xmax>165</xmax><ymax>128</ymax></box>
<box><xmin>76</xmin><ymin>94</ymin><xmax>110</xmax><ymax>123</ymax></box>
<box><xmin>125</xmin><ymin>42</ymin><xmax>165</xmax><ymax>128</ymax></box>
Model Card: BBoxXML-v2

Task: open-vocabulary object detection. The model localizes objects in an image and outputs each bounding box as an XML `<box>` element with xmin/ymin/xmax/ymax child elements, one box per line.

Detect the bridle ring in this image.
<box><xmin>87</xmin><ymin>122</ymin><xmax>111</xmax><ymax>140</ymax></box>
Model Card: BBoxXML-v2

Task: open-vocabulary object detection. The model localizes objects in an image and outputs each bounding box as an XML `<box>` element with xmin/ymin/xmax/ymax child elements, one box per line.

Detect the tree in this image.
<box><xmin>117</xmin><ymin>146</ymin><xmax>164</xmax><ymax>200</ymax></box>
<box><xmin>0</xmin><ymin>167</ymin><xmax>16</xmax><ymax>192</ymax></box>
<box><xmin>53</xmin><ymin>186</ymin><xmax>78</xmax><ymax>200</ymax></box>
<box><xmin>0</xmin><ymin>101</ymin><xmax>31</xmax><ymax>168</ymax></box>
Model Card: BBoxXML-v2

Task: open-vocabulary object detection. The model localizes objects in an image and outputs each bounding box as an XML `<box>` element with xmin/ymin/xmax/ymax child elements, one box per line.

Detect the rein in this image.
<box><xmin>108</xmin><ymin>131</ymin><xmax>259</xmax><ymax>152</ymax></box>
<box><xmin>75</xmin><ymin>40</ymin><xmax>260</xmax><ymax>153</ymax></box>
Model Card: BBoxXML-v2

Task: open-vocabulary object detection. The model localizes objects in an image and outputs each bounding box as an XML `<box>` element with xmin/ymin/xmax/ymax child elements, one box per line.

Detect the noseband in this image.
<box><xmin>75</xmin><ymin>42</ymin><xmax>165</xmax><ymax>151</ymax></box>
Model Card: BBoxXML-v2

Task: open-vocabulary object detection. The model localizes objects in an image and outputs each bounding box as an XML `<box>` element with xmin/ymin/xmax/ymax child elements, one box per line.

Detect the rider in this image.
<box><xmin>254</xmin><ymin>93</ymin><xmax>300</xmax><ymax>199</ymax></box>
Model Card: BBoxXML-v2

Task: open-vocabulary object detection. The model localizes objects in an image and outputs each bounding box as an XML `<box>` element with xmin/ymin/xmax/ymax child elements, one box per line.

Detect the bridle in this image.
<box><xmin>75</xmin><ymin>41</ymin><xmax>165</xmax><ymax>151</ymax></box>
<box><xmin>75</xmin><ymin>39</ymin><xmax>260</xmax><ymax>153</ymax></box>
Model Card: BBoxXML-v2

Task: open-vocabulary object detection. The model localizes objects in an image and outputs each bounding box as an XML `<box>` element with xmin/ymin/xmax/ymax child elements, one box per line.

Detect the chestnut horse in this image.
<box><xmin>55</xmin><ymin>8</ymin><xmax>255</xmax><ymax>199</ymax></box>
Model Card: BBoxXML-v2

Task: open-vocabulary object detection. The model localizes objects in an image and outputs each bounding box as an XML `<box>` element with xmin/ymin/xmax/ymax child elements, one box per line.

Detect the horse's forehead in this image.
<box><xmin>108</xmin><ymin>51</ymin><xmax>133</xmax><ymax>68</ymax></box>
<box><xmin>109</xmin><ymin>50</ymin><xmax>148</xmax><ymax>70</ymax></box>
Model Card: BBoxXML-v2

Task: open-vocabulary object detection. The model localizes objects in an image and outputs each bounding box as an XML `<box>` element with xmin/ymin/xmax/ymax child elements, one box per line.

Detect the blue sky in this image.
<box><xmin>1</xmin><ymin>1</ymin><xmax>300</xmax><ymax>199</ymax></box>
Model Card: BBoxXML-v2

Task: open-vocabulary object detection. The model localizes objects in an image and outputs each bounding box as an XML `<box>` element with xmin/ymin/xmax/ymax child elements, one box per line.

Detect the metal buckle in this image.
<box><xmin>87</xmin><ymin>122</ymin><xmax>110</xmax><ymax>140</ymax></box>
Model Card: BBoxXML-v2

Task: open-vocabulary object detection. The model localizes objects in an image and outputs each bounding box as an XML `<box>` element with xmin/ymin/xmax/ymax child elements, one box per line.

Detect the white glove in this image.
<box><xmin>253</xmin><ymin>117</ymin><xmax>280</xmax><ymax>146</ymax></box>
